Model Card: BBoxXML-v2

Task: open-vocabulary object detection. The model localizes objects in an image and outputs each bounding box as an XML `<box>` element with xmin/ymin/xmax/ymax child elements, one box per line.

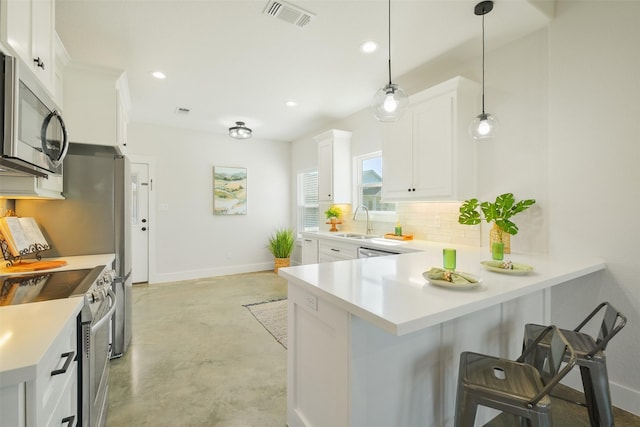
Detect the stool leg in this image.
<box><xmin>527</xmin><ymin>411</ymin><xmax>554</xmax><ymax>427</ymax></box>
<box><xmin>580</xmin><ymin>366</ymin><xmax>602</xmax><ymax>427</ymax></box>
<box><xmin>454</xmin><ymin>389</ymin><xmax>477</xmax><ymax>427</ymax></box>
<box><xmin>587</xmin><ymin>361</ymin><xmax>615</xmax><ymax>427</ymax></box>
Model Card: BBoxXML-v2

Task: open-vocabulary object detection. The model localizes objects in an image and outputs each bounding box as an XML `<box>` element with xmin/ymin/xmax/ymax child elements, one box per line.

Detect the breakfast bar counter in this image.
<box><xmin>278</xmin><ymin>245</ymin><xmax>605</xmax><ymax>427</ymax></box>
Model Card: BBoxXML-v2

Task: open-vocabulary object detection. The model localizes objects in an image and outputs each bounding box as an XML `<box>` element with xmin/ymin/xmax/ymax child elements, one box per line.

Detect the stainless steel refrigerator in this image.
<box><xmin>16</xmin><ymin>143</ymin><xmax>133</xmax><ymax>357</ymax></box>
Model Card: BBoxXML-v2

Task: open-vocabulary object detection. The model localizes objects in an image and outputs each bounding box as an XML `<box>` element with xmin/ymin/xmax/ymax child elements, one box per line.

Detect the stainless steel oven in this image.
<box><xmin>80</xmin><ymin>275</ymin><xmax>116</xmax><ymax>427</ymax></box>
<box><xmin>0</xmin><ymin>51</ymin><xmax>69</xmax><ymax>178</ymax></box>
<box><xmin>0</xmin><ymin>265</ymin><xmax>115</xmax><ymax>427</ymax></box>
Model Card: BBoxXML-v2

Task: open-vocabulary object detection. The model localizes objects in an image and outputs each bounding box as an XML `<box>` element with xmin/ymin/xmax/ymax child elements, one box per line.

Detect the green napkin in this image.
<box><xmin>426</xmin><ymin>267</ymin><xmax>478</xmax><ymax>284</ymax></box>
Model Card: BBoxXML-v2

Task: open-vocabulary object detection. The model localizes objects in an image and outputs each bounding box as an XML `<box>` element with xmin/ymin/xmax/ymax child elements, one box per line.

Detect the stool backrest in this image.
<box><xmin>518</xmin><ymin>325</ymin><xmax>576</xmax><ymax>407</ymax></box>
<box><xmin>574</xmin><ymin>301</ymin><xmax>627</xmax><ymax>357</ymax></box>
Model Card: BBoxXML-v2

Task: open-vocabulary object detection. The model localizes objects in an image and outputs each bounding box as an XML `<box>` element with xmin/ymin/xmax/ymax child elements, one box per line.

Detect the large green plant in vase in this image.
<box><xmin>458</xmin><ymin>193</ymin><xmax>535</xmax><ymax>257</ymax></box>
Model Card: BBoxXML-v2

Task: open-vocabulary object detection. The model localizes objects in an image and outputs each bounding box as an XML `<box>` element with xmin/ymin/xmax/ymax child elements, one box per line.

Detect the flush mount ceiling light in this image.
<box><xmin>469</xmin><ymin>0</ymin><xmax>499</xmax><ymax>141</ymax></box>
<box><xmin>229</xmin><ymin>121</ymin><xmax>252</xmax><ymax>139</ymax></box>
<box><xmin>371</xmin><ymin>0</ymin><xmax>408</xmax><ymax>122</ymax></box>
<box><xmin>360</xmin><ymin>41</ymin><xmax>378</xmax><ymax>54</ymax></box>
<box><xmin>151</xmin><ymin>71</ymin><xmax>166</xmax><ymax>79</ymax></box>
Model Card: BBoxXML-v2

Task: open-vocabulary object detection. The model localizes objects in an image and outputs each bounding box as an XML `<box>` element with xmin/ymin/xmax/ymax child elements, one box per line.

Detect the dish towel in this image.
<box><xmin>426</xmin><ymin>267</ymin><xmax>478</xmax><ymax>284</ymax></box>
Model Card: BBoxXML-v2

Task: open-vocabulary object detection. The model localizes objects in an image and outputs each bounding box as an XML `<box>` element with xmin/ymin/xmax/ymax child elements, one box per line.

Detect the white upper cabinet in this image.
<box><xmin>382</xmin><ymin>76</ymin><xmax>479</xmax><ymax>202</ymax></box>
<box><xmin>315</xmin><ymin>129</ymin><xmax>352</xmax><ymax>204</ymax></box>
<box><xmin>63</xmin><ymin>64</ymin><xmax>130</xmax><ymax>154</ymax></box>
<box><xmin>1</xmin><ymin>0</ymin><xmax>57</xmax><ymax>97</ymax></box>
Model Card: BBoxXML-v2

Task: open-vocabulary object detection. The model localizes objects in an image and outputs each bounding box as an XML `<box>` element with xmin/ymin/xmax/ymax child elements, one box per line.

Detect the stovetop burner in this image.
<box><xmin>0</xmin><ymin>268</ymin><xmax>101</xmax><ymax>306</ymax></box>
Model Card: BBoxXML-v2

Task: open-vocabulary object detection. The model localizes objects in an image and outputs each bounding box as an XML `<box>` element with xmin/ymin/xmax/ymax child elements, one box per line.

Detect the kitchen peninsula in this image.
<box><xmin>278</xmin><ymin>244</ymin><xmax>605</xmax><ymax>427</ymax></box>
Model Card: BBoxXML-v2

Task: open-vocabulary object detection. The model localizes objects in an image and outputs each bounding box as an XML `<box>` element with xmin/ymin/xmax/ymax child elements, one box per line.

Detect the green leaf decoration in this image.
<box><xmin>457</xmin><ymin>193</ymin><xmax>536</xmax><ymax>236</ymax></box>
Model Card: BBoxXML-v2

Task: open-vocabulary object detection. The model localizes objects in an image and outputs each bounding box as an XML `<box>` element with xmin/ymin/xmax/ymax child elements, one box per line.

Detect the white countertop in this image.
<box><xmin>279</xmin><ymin>244</ymin><xmax>606</xmax><ymax>336</ymax></box>
<box><xmin>0</xmin><ymin>254</ymin><xmax>115</xmax><ymax>386</ymax></box>
<box><xmin>0</xmin><ymin>253</ymin><xmax>115</xmax><ymax>276</ymax></box>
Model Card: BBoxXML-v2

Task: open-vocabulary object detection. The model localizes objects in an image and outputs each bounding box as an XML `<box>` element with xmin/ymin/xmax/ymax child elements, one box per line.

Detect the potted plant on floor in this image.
<box><xmin>458</xmin><ymin>193</ymin><xmax>535</xmax><ymax>256</ymax></box>
<box><xmin>324</xmin><ymin>205</ymin><xmax>343</xmax><ymax>232</ymax></box>
<box><xmin>268</xmin><ymin>227</ymin><xmax>296</xmax><ymax>273</ymax></box>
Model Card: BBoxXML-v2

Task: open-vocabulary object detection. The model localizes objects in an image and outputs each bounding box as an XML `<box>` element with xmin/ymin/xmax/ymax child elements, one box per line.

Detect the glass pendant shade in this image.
<box><xmin>372</xmin><ymin>83</ymin><xmax>409</xmax><ymax>122</ymax></box>
<box><xmin>469</xmin><ymin>112</ymin><xmax>499</xmax><ymax>140</ymax></box>
<box><xmin>229</xmin><ymin>121</ymin><xmax>252</xmax><ymax>139</ymax></box>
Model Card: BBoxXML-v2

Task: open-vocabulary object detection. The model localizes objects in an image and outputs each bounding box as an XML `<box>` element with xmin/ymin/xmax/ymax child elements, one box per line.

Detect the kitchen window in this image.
<box><xmin>354</xmin><ymin>152</ymin><xmax>395</xmax><ymax>218</ymax></box>
<box><xmin>298</xmin><ymin>168</ymin><xmax>319</xmax><ymax>232</ymax></box>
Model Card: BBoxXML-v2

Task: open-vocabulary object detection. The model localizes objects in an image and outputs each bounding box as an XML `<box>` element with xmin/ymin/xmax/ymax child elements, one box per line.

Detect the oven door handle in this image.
<box><xmin>91</xmin><ymin>290</ymin><xmax>117</xmax><ymax>334</ymax></box>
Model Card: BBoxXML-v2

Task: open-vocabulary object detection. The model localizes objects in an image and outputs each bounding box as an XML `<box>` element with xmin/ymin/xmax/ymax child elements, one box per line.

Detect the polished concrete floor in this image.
<box><xmin>106</xmin><ymin>271</ymin><xmax>288</xmax><ymax>426</ymax></box>
<box><xmin>106</xmin><ymin>271</ymin><xmax>640</xmax><ymax>427</ymax></box>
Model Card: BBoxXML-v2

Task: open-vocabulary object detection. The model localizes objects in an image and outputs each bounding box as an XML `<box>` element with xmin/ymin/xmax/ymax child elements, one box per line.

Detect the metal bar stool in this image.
<box><xmin>455</xmin><ymin>325</ymin><xmax>576</xmax><ymax>427</ymax></box>
<box><xmin>523</xmin><ymin>302</ymin><xmax>627</xmax><ymax>427</ymax></box>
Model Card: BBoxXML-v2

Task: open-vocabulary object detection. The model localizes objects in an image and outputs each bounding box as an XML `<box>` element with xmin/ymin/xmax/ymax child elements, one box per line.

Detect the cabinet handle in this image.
<box><xmin>331</xmin><ymin>248</ymin><xmax>340</xmax><ymax>252</ymax></box>
<box><xmin>412</xmin><ymin>188</ymin><xmax>416</xmax><ymax>192</ymax></box>
<box><xmin>51</xmin><ymin>351</ymin><xmax>75</xmax><ymax>376</ymax></box>
<box><xmin>304</xmin><ymin>239</ymin><xmax>312</xmax><ymax>242</ymax></box>
<box><xmin>33</xmin><ymin>57</ymin><xmax>45</xmax><ymax>70</ymax></box>
<box><xmin>61</xmin><ymin>415</ymin><xmax>76</xmax><ymax>427</ymax></box>
<box><xmin>407</xmin><ymin>188</ymin><xmax>411</xmax><ymax>192</ymax></box>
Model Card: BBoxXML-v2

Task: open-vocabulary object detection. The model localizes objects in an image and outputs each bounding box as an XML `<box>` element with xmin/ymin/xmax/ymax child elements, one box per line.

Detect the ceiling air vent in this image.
<box><xmin>263</xmin><ymin>0</ymin><xmax>315</xmax><ymax>28</ymax></box>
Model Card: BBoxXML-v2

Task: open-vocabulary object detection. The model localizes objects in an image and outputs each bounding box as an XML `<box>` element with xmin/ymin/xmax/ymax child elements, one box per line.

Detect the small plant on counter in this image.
<box><xmin>324</xmin><ymin>205</ymin><xmax>342</xmax><ymax>219</ymax></box>
<box><xmin>458</xmin><ymin>193</ymin><xmax>536</xmax><ymax>241</ymax></box>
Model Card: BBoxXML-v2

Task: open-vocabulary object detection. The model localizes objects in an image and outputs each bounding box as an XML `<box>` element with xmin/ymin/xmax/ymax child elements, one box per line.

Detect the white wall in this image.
<box><xmin>289</xmin><ymin>1</ymin><xmax>639</xmax><ymax>413</ymax></box>
<box><xmin>547</xmin><ymin>0</ymin><xmax>640</xmax><ymax>412</ymax></box>
<box><xmin>127</xmin><ymin>122</ymin><xmax>291</xmax><ymax>283</ymax></box>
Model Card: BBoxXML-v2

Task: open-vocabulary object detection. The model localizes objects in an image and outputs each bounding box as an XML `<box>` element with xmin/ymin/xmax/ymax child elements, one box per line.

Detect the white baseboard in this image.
<box><xmin>563</xmin><ymin>370</ymin><xmax>640</xmax><ymax>416</ymax></box>
<box><xmin>149</xmin><ymin>261</ymin><xmax>274</xmax><ymax>284</ymax></box>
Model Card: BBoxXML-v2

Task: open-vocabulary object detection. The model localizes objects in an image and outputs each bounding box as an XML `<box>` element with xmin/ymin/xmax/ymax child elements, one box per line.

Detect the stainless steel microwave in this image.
<box><xmin>1</xmin><ymin>51</ymin><xmax>68</xmax><ymax>178</ymax></box>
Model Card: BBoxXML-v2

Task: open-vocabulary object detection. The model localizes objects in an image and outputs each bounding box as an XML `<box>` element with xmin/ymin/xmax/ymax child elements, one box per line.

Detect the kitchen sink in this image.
<box><xmin>338</xmin><ymin>233</ymin><xmax>379</xmax><ymax>239</ymax></box>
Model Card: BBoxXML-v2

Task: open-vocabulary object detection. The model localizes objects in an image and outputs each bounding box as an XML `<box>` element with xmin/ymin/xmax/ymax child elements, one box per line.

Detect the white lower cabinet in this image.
<box><xmin>300</xmin><ymin>237</ymin><xmax>319</xmax><ymax>265</ymax></box>
<box><xmin>0</xmin><ymin>314</ymin><xmax>78</xmax><ymax>427</ymax></box>
<box><xmin>288</xmin><ymin>285</ymin><xmax>350</xmax><ymax>427</ymax></box>
<box><xmin>318</xmin><ymin>239</ymin><xmax>357</xmax><ymax>263</ymax></box>
<box><xmin>287</xmin><ymin>283</ymin><xmax>546</xmax><ymax>427</ymax></box>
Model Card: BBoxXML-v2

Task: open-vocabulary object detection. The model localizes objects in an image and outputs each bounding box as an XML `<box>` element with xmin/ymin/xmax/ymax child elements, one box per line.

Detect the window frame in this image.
<box><xmin>352</xmin><ymin>151</ymin><xmax>396</xmax><ymax>223</ymax></box>
<box><xmin>297</xmin><ymin>168</ymin><xmax>319</xmax><ymax>233</ymax></box>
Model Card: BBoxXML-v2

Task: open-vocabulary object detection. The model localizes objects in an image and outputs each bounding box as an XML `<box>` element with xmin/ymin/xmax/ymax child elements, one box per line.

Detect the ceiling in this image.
<box><xmin>56</xmin><ymin>0</ymin><xmax>553</xmax><ymax>142</ymax></box>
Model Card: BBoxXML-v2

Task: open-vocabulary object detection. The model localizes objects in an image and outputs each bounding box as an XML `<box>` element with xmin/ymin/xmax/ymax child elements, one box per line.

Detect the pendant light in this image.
<box><xmin>469</xmin><ymin>0</ymin><xmax>499</xmax><ymax>140</ymax></box>
<box><xmin>229</xmin><ymin>121</ymin><xmax>252</xmax><ymax>139</ymax></box>
<box><xmin>371</xmin><ymin>0</ymin><xmax>408</xmax><ymax>122</ymax></box>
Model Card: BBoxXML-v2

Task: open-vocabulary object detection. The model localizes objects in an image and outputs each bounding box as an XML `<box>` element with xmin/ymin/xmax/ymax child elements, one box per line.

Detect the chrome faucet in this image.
<box><xmin>353</xmin><ymin>205</ymin><xmax>373</xmax><ymax>235</ymax></box>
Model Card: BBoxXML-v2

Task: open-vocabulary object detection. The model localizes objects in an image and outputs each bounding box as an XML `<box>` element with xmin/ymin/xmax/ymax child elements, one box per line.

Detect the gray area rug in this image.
<box><xmin>244</xmin><ymin>298</ymin><xmax>287</xmax><ymax>349</ymax></box>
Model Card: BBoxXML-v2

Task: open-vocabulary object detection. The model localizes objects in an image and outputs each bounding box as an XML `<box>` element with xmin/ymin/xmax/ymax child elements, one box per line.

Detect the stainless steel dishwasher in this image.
<box><xmin>357</xmin><ymin>246</ymin><xmax>401</xmax><ymax>258</ymax></box>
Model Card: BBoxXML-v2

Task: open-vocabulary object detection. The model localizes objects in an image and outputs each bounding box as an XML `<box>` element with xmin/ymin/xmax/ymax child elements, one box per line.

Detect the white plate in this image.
<box><xmin>481</xmin><ymin>261</ymin><xmax>534</xmax><ymax>275</ymax></box>
<box><xmin>422</xmin><ymin>271</ymin><xmax>482</xmax><ymax>289</ymax></box>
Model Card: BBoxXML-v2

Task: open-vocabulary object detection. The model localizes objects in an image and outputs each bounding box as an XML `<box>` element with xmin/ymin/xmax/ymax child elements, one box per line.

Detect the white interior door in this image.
<box><xmin>131</xmin><ymin>162</ymin><xmax>149</xmax><ymax>283</ymax></box>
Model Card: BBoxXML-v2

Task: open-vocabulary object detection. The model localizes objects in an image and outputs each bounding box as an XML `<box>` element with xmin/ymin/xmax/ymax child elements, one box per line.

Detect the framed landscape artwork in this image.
<box><xmin>213</xmin><ymin>166</ymin><xmax>247</xmax><ymax>215</ymax></box>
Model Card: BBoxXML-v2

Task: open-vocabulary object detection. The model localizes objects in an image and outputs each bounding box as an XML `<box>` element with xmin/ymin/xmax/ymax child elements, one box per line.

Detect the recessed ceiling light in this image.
<box><xmin>285</xmin><ymin>100</ymin><xmax>298</xmax><ymax>107</ymax></box>
<box><xmin>151</xmin><ymin>71</ymin><xmax>166</xmax><ymax>79</ymax></box>
<box><xmin>361</xmin><ymin>41</ymin><xmax>378</xmax><ymax>53</ymax></box>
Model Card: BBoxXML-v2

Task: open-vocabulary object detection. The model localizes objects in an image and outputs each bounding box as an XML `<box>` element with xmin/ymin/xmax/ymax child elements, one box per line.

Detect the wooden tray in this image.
<box><xmin>384</xmin><ymin>233</ymin><xmax>413</xmax><ymax>241</ymax></box>
<box><xmin>2</xmin><ymin>260</ymin><xmax>67</xmax><ymax>273</ymax></box>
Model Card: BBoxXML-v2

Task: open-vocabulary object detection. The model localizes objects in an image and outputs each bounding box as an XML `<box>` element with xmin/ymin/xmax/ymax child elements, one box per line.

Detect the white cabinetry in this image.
<box><xmin>0</xmin><ymin>0</ymin><xmax>56</xmax><ymax>96</ymax></box>
<box><xmin>318</xmin><ymin>239</ymin><xmax>357</xmax><ymax>263</ymax></box>
<box><xmin>301</xmin><ymin>237</ymin><xmax>319</xmax><ymax>265</ymax></box>
<box><xmin>314</xmin><ymin>130</ymin><xmax>352</xmax><ymax>204</ymax></box>
<box><xmin>0</xmin><ymin>173</ymin><xmax>64</xmax><ymax>199</ymax></box>
<box><xmin>288</xmin><ymin>285</ymin><xmax>350</xmax><ymax>427</ymax></box>
<box><xmin>63</xmin><ymin>64</ymin><xmax>130</xmax><ymax>154</ymax></box>
<box><xmin>382</xmin><ymin>76</ymin><xmax>479</xmax><ymax>202</ymax></box>
<box><xmin>0</xmin><ymin>313</ymin><xmax>78</xmax><ymax>427</ymax></box>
